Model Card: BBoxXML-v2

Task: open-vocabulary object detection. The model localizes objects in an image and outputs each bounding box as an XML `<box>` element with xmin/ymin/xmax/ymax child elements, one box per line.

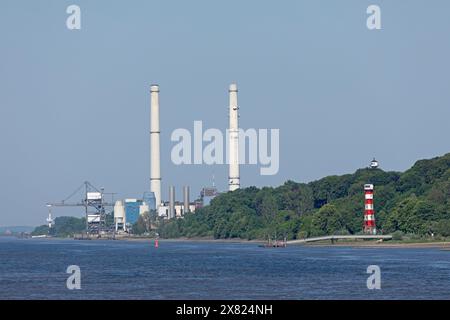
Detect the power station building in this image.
<box><xmin>114</xmin><ymin>193</ymin><xmax>155</xmax><ymax>232</ymax></box>
<box><xmin>143</xmin><ymin>192</ymin><xmax>156</xmax><ymax>211</ymax></box>
<box><xmin>114</xmin><ymin>83</ymin><xmax>241</xmax><ymax>232</ymax></box>
<box><xmin>157</xmin><ymin>186</ymin><xmax>196</xmax><ymax>219</ymax></box>
<box><xmin>125</xmin><ymin>199</ymin><xmax>144</xmax><ymax>225</ymax></box>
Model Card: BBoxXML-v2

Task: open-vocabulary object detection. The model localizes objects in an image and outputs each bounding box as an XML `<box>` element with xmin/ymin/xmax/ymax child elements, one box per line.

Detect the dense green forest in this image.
<box><xmin>158</xmin><ymin>153</ymin><xmax>450</xmax><ymax>240</ymax></box>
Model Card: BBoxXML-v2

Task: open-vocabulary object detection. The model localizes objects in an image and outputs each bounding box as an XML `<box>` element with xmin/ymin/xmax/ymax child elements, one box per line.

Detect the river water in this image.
<box><xmin>0</xmin><ymin>237</ymin><xmax>449</xmax><ymax>300</ymax></box>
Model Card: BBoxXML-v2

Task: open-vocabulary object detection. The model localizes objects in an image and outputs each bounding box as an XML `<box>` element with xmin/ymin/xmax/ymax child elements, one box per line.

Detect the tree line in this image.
<box><xmin>158</xmin><ymin>153</ymin><xmax>450</xmax><ymax>240</ymax></box>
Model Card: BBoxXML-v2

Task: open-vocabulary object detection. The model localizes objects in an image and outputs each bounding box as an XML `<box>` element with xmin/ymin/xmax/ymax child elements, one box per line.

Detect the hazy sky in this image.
<box><xmin>1</xmin><ymin>0</ymin><xmax>449</xmax><ymax>226</ymax></box>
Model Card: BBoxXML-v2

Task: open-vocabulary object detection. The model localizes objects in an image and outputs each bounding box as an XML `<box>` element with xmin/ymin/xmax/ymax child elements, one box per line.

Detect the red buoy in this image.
<box><xmin>155</xmin><ymin>238</ymin><xmax>159</xmax><ymax>248</ymax></box>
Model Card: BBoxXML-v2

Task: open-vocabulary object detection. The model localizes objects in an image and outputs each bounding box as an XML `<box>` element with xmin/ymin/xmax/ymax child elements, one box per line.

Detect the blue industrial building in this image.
<box><xmin>143</xmin><ymin>191</ymin><xmax>156</xmax><ymax>211</ymax></box>
<box><xmin>125</xmin><ymin>199</ymin><xmax>143</xmax><ymax>225</ymax></box>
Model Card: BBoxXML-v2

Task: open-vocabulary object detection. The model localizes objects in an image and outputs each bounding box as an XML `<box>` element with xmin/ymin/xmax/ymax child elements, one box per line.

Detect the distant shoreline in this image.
<box><xmin>111</xmin><ymin>236</ymin><xmax>450</xmax><ymax>248</ymax></box>
<box><xmin>114</xmin><ymin>238</ymin><xmax>450</xmax><ymax>249</ymax></box>
<box><xmin>24</xmin><ymin>235</ymin><xmax>450</xmax><ymax>249</ymax></box>
<box><xmin>301</xmin><ymin>241</ymin><xmax>450</xmax><ymax>249</ymax></box>
<box><xmin>121</xmin><ymin>236</ymin><xmax>265</xmax><ymax>245</ymax></box>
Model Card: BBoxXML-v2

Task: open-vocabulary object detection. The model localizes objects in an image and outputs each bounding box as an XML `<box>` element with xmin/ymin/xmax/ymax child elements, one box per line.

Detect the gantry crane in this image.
<box><xmin>46</xmin><ymin>181</ymin><xmax>116</xmax><ymax>235</ymax></box>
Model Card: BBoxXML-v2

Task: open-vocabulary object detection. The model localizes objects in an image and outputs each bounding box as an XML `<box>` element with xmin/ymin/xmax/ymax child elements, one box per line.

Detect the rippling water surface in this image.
<box><xmin>1</xmin><ymin>237</ymin><xmax>449</xmax><ymax>299</ymax></box>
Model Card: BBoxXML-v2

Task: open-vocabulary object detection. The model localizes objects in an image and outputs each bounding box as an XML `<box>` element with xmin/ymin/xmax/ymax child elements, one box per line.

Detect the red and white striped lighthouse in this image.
<box><xmin>364</xmin><ymin>184</ymin><xmax>376</xmax><ymax>234</ymax></box>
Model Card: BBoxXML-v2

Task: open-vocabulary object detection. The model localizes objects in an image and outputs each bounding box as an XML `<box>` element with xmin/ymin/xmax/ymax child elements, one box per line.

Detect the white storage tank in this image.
<box><xmin>114</xmin><ymin>200</ymin><xmax>126</xmax><ymax>231</ymax></box>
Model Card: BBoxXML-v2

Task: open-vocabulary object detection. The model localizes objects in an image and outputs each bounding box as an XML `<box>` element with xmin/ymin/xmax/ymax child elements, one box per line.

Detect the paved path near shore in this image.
<box><xmin>287</xmin><ymin>235</ymin><xmax>393</xmax><ymax>245</ymax></box>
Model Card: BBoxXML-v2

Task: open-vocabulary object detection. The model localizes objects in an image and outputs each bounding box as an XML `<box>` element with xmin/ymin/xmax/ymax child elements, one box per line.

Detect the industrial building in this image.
<box><xmin>148</xmin><ymin>82</ymin><xmax>240</xmax><ymax>207</ymax></box>
<box><xmin>112</xmin><ymin>83</ymin><xmax>241</xmax><ymax>232</ymax></box>
<box><xmin>158</xmin><ymin>203</ymin><xmax>197</xmax><ymax>219</ymax></box>
<box><xmin>114</xmin><ymin>194</ymin><xmax>154</xmax><ymax>232</ymax></box>
<box><xmin>47</xmin><ymin>83</ymin><xmax>242</xmax><ymax>235</ymax></box>
<box><xmin>143</xmin><ymin>191</ymin><xmax>156</xmax><ymax>211</ymax></box>
<box><xmin>157</xmin><ymin>186</ymin><xmax>196</xmax><ymax>219</ymax></box>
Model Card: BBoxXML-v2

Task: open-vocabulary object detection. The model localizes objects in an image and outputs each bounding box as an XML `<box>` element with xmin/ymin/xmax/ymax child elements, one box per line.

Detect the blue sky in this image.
<box><xmin>1</xmin><ymin>0</ymin><xmax>450</xmax><ymax>226</ymax></box>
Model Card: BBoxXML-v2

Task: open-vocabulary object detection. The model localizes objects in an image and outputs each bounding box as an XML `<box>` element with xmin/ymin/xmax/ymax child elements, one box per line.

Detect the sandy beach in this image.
<box><xmin>302</xmin><ymin>241</ymin><xmax>450</xmax><ymax>249</ymax></box>
<box><xmin>33</xmin><ymin>234</ymin><xmax>450</xmax><ymax>249</ymax></box>
<box><xmin>115</xmin><ymin>236</ymin><xmax>450</xmax><ymax>249</ymax></box>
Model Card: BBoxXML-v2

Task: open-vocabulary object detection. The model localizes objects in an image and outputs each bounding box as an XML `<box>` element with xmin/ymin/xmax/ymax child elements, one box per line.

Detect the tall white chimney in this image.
<box><xmin>169</xmin><ymin>186</ymin><xmax>175</xmax><ymax>219</ymax></box>
<box><xmin>150</xmin><ymin>84</ymin><xmax>162</xmax><ymax>207</ymax></box>
<box><xmin>228</xmin><ymin>83</ymin><xmax>240</xmax><ymax>191</ymax></box>
<box><xmin>183</xmin><ymin>186</ymin><xmax>190</xmax><ymax>215</ymax></box>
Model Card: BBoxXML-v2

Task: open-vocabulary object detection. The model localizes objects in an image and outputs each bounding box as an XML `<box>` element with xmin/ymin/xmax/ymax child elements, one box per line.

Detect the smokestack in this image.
<box><xmin>150</xmin><ymin>84</ymin><xmax>162</xmax><ymax>208</ymax></box>
<box><xmin>228</xmin><ymin>83</ymin><xmax>240</xmax><ymax>191</ymax></box>
<box><xmin>169</xmin><ymin>186</ymin><xmax>175</xmax><ymax>219</ymax></box>
<box><xmin>183</xmin><ymin>186</ymin><xmax>190</xmax><ymax>215</ymax></box>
